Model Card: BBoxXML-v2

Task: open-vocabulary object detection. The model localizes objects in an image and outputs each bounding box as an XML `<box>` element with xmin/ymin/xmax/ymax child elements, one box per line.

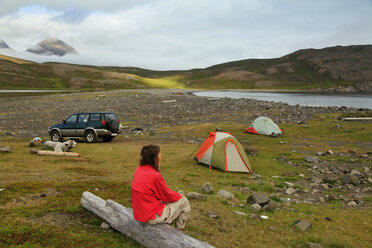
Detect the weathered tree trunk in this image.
<box><xmin>81</xmin><ymin>191</ymin><xmax>214</xmax><ymax>248</ymax></box>
<box><xmin>31</xmin><ymin>150</ymin><xmax>81</xmax><ymax>157</ymax></box>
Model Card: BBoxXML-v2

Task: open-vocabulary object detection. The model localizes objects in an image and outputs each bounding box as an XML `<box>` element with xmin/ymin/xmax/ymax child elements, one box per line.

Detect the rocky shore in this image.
<box><xmin>0</xmin><ymin>89</ymin><xmax>369</xmax><ymax>139</ymax></box>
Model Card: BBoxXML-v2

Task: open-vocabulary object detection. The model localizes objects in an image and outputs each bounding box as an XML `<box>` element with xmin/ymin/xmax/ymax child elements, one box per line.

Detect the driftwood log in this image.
<box><xmin>81</xmin><ymin>191</ymin><xmax>214</xmax><ymax>248</ymax></box>
<box><xmin>30</xmin><ymin>149</ymin><xmax>81</xmax><ymax>157</ymax></box>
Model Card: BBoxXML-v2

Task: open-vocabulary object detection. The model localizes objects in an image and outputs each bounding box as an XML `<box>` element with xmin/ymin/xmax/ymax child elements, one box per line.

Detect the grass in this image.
<box><xmin>0</xmin><ymin>114</ymin><xmax>371</xmax><ymax>247</ymax></box>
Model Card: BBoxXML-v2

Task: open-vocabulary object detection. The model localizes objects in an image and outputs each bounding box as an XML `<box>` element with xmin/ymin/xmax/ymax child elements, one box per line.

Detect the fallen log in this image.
<box><xmin>30</xmin><ymin>149</ymin><xmax>81</xmax><ymax>157</ymax></box>
<box><xmin>81</xmin><ymin>191</ymin><xmax>214</xmax><ymax>248</ymax></box>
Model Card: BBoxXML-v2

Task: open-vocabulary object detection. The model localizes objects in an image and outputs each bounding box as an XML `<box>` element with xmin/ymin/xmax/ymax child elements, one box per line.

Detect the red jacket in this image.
<box><xmin>131</xmin><ymin>165</ymin><xmax>181</xmax><ymax>222</ymax></box>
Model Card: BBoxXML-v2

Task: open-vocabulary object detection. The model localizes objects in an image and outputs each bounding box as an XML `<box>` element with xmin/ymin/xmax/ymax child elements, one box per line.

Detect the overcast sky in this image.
<box><xmin>0</xmin><ymin>0</ymin><xmax>372</xmax><ymax>70</ymax></box>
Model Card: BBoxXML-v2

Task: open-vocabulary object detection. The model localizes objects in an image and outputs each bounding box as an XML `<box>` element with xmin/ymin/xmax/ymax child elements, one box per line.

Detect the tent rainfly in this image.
<box><xmin>245</xmin><ymin>117</ymin><xmax>283</xmax><ymax>136</ymax></box>
<box><xmin>195</xmin><ymin>132</ymin><xmax>252</xmax><ymax>173</ymax></box>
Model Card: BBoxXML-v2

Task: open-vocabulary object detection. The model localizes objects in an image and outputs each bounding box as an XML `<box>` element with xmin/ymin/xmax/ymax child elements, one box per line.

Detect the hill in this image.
<box><xmin>1</xmin><ymin>44</ymin><xmax>371</xmax><ymax>91</ymax></box>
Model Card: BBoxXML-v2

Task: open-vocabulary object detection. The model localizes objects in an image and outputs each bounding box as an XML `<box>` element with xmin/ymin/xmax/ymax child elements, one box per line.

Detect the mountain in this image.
<box><xmin>0</xmin><ymin>44</ymin><xmax>371</xmax><ymax>92</ymax></box>
<box><xmin>26</xmin><ymin>38</ymin><xmax>78</xmax><ymax>57</ymax></box>
<box><xmin>0</xmin><ymin>39</ymin><xmax>13</xmax><ymax>50</ymax></box>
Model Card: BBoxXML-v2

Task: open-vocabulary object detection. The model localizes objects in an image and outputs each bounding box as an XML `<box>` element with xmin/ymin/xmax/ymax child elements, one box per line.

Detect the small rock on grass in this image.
<box><xmin>294</xmin><ymin>220</ymin><xmax>312</xmax><ymax>231</ymax></box>
<box><xmin>250</xmin><ymin>203</ymin><xmax>262</xmax><ymax>212</ymax></box>
<box><xmin>101</xmin><ymin>222</ymin><xmax>110</xmax><ymax>229</ymax></box>
<box><xmin>186</xmin><ymin>192</ymin><xmax>206</xmax><ymax>200</ymax></box>
<box><xmin>234</xmin><ymin>211</ymin><xmax>247</xmax><ymax>216</ymax></box>
<box><xmin>200</xmin><ymin>182</ymin><xmax>213</xmax><ymax>194</ymax></box>
<box><xmin>207</xmin><ymin>211</ymin><xmax>220</xmax><ymax>219</ymax></box>
<box><xmin>347</xmin><ymin>201</ymin><xmax>357</xmax><ymax>207</ymax></box>
<box><xmin>217</xmin><ymin>189</ymin><xmax>234</xmax><ymax>200</ymax></box>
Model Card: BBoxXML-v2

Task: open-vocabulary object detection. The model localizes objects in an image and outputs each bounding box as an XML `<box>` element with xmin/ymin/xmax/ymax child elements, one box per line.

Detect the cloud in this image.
<box><xmin>0</xmin><ymin>0</ymin><xmax>371</xmax><ymax>69</ymax></box>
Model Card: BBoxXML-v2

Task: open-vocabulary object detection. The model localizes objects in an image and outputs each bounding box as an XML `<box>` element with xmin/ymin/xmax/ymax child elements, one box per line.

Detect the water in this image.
<box><xmin>193</xmin><ymin>91</ymin><xmax>372</xmax><ymax>109</ymax></box>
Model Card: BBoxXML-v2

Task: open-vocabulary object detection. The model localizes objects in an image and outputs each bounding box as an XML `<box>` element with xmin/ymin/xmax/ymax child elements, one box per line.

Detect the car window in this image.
<box><xmin>105</xmin><ymin>113</ymin><xmax>117</xmax><ymax>120</ymax></box>
<box><xmin>78</xmin><ymin>114</ymin><xmax>90</xmax><ymax>123</ymax></box>
<box><xmin>90</xmin><ymin>113</ymin><xmax>101</xmax><ymax>121</ymax></box>
<box><xmin>66</xmin><ymin>114</ymin><xmax>77</xmax><ymax>124</ymax></box>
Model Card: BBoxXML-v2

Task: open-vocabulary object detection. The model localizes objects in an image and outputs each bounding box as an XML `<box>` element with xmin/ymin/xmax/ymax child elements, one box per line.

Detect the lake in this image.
<box><xmin>193</xmin><ymin>91</ymin><xmax>372</xmax><ymax>109</ymax></box>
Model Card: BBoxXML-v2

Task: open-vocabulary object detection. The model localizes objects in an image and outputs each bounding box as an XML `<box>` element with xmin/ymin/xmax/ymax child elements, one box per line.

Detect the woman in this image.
<box><xmin>131</xmin><ymin>145</ymin><xmax>190</xmax><ymax>230</ymax></box>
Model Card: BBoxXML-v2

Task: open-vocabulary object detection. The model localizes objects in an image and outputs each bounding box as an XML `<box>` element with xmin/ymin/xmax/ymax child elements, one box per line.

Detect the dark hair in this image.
<box><xmin>140</xmin><ymin>145</ymin><xmax>160</xmax><ymax>171</ymax></box>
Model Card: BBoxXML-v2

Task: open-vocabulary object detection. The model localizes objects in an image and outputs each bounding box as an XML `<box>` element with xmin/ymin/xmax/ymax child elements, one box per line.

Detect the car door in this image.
<box><xmin>75</xmin><ymin>113</ymin><xmax>90</xmax><ymax>136</ymax></box>
<box><xmin>61</xmin><ymin>114</ymin><xmax>78</xmax><ymax>136</ymax></box>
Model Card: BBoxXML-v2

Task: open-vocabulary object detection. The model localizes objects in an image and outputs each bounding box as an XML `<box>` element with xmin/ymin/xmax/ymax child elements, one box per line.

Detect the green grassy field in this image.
<box><xmin>0</xmin><ymin>115</ymin><xmax>371</xmax><ymax>248</ymax></box>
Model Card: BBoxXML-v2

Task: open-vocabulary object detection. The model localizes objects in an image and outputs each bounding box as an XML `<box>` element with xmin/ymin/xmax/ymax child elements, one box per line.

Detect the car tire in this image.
<box><xmin>102</xmin><ymin>136</ymin><xmax>114</xmax><ymax>142</ymax></box>
<box><xmin>85</xmin><ymin>130</ymin><xmax>97</xmax><ymax>143</ymax></box>
<box><xmin>51</xmin><ymin>131</ymin><xmax>63</xmax><ymax>142</ymax></box>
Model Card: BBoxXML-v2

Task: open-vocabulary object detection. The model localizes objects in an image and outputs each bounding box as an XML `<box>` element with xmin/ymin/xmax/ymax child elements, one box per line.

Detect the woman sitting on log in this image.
<box><xmin>131</xmin><ymin>144</ymin><xmax>190</xmax><ymax>230</ymax></box>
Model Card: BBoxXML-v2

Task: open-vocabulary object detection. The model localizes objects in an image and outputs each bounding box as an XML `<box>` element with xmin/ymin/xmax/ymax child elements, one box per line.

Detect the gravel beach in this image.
<box><xmin>0</xmin><ymin>89</ymin><xmax>368</xmax><ymax>139</ymax></box>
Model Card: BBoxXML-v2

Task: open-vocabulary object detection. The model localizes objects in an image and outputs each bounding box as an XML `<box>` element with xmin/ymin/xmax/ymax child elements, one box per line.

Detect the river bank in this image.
<box><xmin>0</xmin><ymin>89</ymin><xmax>370</xmax><ymax>139</ymax></box>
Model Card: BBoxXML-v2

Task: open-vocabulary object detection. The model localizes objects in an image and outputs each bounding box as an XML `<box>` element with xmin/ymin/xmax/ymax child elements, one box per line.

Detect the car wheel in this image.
<box><xmin>51</xmin><ymin>131</ymin><xmax>63</xmax><ymax>142</ymax></box>
<box><xmin>85</xmin><ymin>130</ymin><xmax>97</xmax><ymax>143</ymax></box>
<box><xmin>102</xmin><ymin>136</ymin><xmax>114</xmax><ymax>142</ymax></box>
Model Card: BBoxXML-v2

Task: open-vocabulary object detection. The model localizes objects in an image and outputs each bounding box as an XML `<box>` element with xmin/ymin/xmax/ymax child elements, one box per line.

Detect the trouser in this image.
<box><xmin>147</xmin><ymin>196</ymin><xmax>190</xmax><ymax>229</ymax></box>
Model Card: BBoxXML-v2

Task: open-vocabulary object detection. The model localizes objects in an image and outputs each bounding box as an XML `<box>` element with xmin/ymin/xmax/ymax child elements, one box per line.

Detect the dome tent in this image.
<box><xmin>195</xmin><ymin>132</ymin><xmax>252</xmax><ymax>173</ymax></box>
<box><xmin>245</xmin><ymin>116</ymin><xmax>282</xmax><ymax>136</ymax></box>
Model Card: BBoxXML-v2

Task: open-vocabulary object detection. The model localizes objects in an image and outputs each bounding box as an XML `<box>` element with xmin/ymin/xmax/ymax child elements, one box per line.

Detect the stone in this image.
<box><xmin>101</xmin><ymin>221</ymin><xmax>110</xmax><ymax>229</ymax></box>
<box><xmin>316</xmin><ymin>152</ymin><xmax>323</xmax><ymax>156</ymax></box>
<box><xmin>249</xmin><ymin>214</ymin><xmax>261</xmax><ymax>220</ymax></box>
<box><xmin>285</xmin><ymin>188</ymin><xmax>296</xmax><ymax>195</ymax></box>
<box><xmin>350</xmin><ymin>169</ymin><xmax>362</xmax><ymax>176</ymax></box>
<box><xmin>364</xmin><ymin>167</ymin><xmax>370</xmax><ymax>173</ymax></box>
<box><xmin>234</xmin><ymin>211</ymin><xmax>247</xmax><ymax>216</ymax></box>
<box><xmin>0</xmin><ymin>146</ymin><xmax>12</xmax><ymax>152</ymax></box>
<box><xmin>217</xmin><ymin>189</ymin><xmax>234</xmax><ymax>200</ymax></box>
<box><xmin>200</xmin><ymin>182</ymin><xmax>213</xmax><ymax>194</ymax></box>
<box><xmin>320</xmin><ymin>184</ymin><xmax>329</xmax><ymax>190</ymax></box>
<box><xmin>302</xmin><ymin>243</ymin><xmax>323</xmax><ymax>248</ymax></box>
<box><xmin>305</xmin><ymin>156</ymin><xmax>320</xmax><ymax>163</ymax></box>
<box><xmin>347</xmin><ymin>201</ymin><xmax>357</xmax><ymax>207</ymax></box>
<box><xmin>341</xmin><ymin>175</ymin><xmax>359</xmax><ymax>186</ymax></box>
<box><xmin>294</xmin><ymin>220</ymin><xmax>312</xmax><ymax>231</ymax></box>
<box><xmin>247</xmin><ymin>192</ymin><xmax>270</xmax><ymax>206</ymax></box>
<box><xmin>186</xmin><ymin>192</ymin><xmax>207</xmax><ymax>200</ymax></box>
<box><xmin>326</xmin><ymin>150</ymin><xmax>334</xmax><ymax>155</ymax></box>
<box><xmin>250</xmin><ymin>203</ymin><xmax>262</xmax><ymax>212</ymax></box>
<box><xmin>280</xmin><ymin>197</ymin><xmax>291</xmax><ymax>203</ymax></box>
<box><xmin>177</xmin><ymin>190</ymin><xmax>185</xmax><ymax>196</ymax></box>
<box><xmin>285</xmin><ymin>182</ymin><xmax>294</xmax><ymax>187</ymax></box>
<box><xmin>207</xmin><ymin>211</ymin><xmax>220</xmax><ymax>219</ymax></box>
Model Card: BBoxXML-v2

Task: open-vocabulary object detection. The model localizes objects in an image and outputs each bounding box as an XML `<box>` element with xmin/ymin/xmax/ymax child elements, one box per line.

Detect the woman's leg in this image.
<box><xmin>147</xmin><ymin>196</ymin><xmax>190</xmax><ymax>229</ymax></box>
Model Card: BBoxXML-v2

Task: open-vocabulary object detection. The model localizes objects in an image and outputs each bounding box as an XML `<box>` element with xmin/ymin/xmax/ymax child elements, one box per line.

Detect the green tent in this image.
<box><xmin>245</xmin><ymin>117</ymin><xmax>283</xmax><ymax>136</ymax></box>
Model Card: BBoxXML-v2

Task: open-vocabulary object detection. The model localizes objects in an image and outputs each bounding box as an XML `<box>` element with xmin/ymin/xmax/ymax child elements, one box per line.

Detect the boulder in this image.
<box><xmin>200</xmin><ymin>182</ymin><xmax>213</xmax><ymax>194</ymax></box>
<box><xmin>247</xmin><ymin>193</ymin><xmax>270</xmax><ymax>206</ymax></box>
<box><xmin>217</xmin><ymin>189</ymin><xmax>234</xmax><ymax>200</ymax></box>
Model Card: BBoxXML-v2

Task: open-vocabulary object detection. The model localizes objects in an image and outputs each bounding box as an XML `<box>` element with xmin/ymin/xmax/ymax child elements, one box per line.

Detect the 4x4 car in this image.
<box><xmin>49</xmin><ymin>112</ymin><xmax>121</xmax><ymax>143</ymax></box>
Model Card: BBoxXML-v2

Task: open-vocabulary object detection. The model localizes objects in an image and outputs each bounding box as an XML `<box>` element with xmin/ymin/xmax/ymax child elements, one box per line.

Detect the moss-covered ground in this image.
<box><xmin>0</xmin><ymin>114</ymin><xmax>371</xmax><ymax>248</ymax></box>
